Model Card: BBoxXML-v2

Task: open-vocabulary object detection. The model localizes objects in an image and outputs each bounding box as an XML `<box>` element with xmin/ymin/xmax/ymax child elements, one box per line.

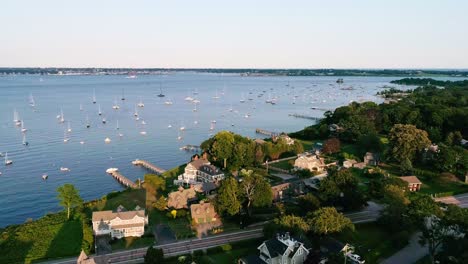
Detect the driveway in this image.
<box><xmin>154</xmin><ymin>224</ymin><xmax>176</xmax><ymax>245</ymax></box>
<box><xmin>435</xmin><ymin>193</ymin><xmax>468</xmax><ymax>208</ymax></box>
<box><xmin>381</xmin><ymin>232</ymin><xmax>428</xmax><ymax>264</ymax></box>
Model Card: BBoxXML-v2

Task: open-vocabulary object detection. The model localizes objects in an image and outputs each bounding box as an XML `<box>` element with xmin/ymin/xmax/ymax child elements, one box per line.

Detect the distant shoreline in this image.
<box><xmin>1</xmin><ymin>68</ymin><xmax>468</xmax><ymax>77</ymax></box>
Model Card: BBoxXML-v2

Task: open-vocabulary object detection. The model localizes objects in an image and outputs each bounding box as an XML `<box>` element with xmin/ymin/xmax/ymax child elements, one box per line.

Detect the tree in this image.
<box><xmin>153</xmin><ymin>195</ymin><xmax>167</xmax><ymax>211</ymax></box>
<box><xmin>144</xmin><ymin>174</ymin><xmax>166</xmax><ymax>195</ymax></box>
<box><xmin>388</xmin><ymin>124</ymin><xmax>431</xmax><ymax>162</ymax></box>
<box><xmin>407</xmin><ymin>195</ymin><xmax>443</xmax><ymax>225</ymax></box>
<box><xmin>322</xmin><ymin>138</ymin><xmax>341</xmax><ymax>154</ymax></box>
<box><xmin>240</xmin><ymin>173</ymin><xmax>272</xmax><ymax>215</ymax></box>
<box><xmin>400</xmin><ymin>158</ymin><xmax>413</xmax><ymax>175</ymax></box>
<box><xmin>308</xmin><ymin>207</ymin><xmax>354</xmax><ymax>235</ymax></box>
<box><xmin>419</xmin><ymin>216</ymin><xmax>459</xmax><ymax>264</ymax></box>
<box><xmin>216</xmin><ymin>177</ymin><xmax>241</xmax><ymax>216</ymax></box>
<box><xmin>274</xmin><ymin>215</ymin><xmax>310</xmax><ymax>234</ymax></box>
<box><xmin>357</xmin><ymin>133</ymin><xmax>383</xmax><ymax>154</ymax></box>
<box><xmin>144</xmin><ymin>246</ymin><xmax>164</xmax><ymax>264</ymax></box>
<box><xmin>57</xmin><ymin>184</ymin><xmax>83</xmax><ymax>219</ymax></box>
<box><xmin>298</xmin><ymin>193</ymin><xmax>321</xmax><ymax>214</ymax></box>
<box><xmin>211</xmin><ymin>131</ymin><xmax>235</xmax><ymax>168</ymax></box>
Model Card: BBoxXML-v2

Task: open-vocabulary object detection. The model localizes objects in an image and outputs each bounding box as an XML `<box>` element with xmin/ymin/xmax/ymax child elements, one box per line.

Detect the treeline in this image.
<box><xmin>200</xmin><ymin>131</ymin><xmax>303</xmax><ymax>171</ymax></box>
<box><xmin>2</xmin><ymin>68</ymin><xmax>468</xmax><ymax>77</ymax></box>
<box><xmin>391</xmin><ymin>77</ymin><xmax>468</xmax><ymax>87</ymax></box>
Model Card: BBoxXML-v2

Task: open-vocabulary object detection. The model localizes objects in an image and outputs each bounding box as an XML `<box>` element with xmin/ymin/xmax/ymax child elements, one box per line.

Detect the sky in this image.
<box><xmin>1</xmin><ymin>0</ymin><xmax>468</xmax><ymax>68</ymax></box>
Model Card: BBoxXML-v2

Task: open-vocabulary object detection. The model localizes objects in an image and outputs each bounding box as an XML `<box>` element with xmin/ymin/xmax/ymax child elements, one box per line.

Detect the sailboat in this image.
<box><xmin>4</xmin><ymin>152</ymin><xmax>13</xmax><ymax>165</ymax></box>
<box><xmin>134</xmin><ymin>106</ymin><xmax>139</xmax><ymax>117</ymax></box>
<box><xmin>164</xmin><ymin>98</ymin><xmax>173</xmax><ymax>105</ymax></box>
<box><xmin>157</xmin><ymin>83</ymin><xmax>165</xmax><ymax>97</ymax></box>
<box><xmin>121</xmin><ymin>88</ymin><xmax>126</xmax><ymax>101</ymax></box>
<box><xmin>14</xmin><ymin>110</ymin><xmax>21</xmax><ymax>126</ymax></box>
<box><xmin>21</xmin><ymin>121</ymin><xmax>27</xmax><ymax>133</ymax></box>
<box><xmin>112</xmin><ymin>98</ymin><xmax>120</xmax><ymax>109</ymax></box>
<box><xmin>116</xmin><ymin>120</ymin><xmax>120</xmax><ymax>130</ymax></box>
<box><xmin>212</xmin><ymin>90</ymin><xmax>220</xmax><ymax>99</ymax></box>
<box><xmin>67</xmin><ymin>121</ymin><xmax>72</xmax><ymax>132</ymax></box>
<box><xmin>240</xmin><ymin>93</ymin><xmax>246</xmax><ymax>103</ymax></box>
<box><xmin>59</xmin><ymin>109</ymin><xmax>65</xmax><ymax>123</ymax></box>
<box><xmin>92</xmin><ymin>89</ymin><xmax>96</xmax><ymax>104</ymax></box>
<box><xmin>86</xmin><ymin>115</ymin><xmax>91</xmax><ymax>128</ymax></box>
<box><xmin>102</xmin><ymin>117</ymin><xmax>107</xmax><ymax>124</ymax></box>
<box><xmin>193</xmin><ymin>103</ymin><xmax>198</xmax><ymax>112</ymax></box>
<box><xmin>29</xmin><ymin>93</ymin><xmax>36</xmax><ymax>107</ymax></box>
<box><xmin>137</xmin><ymin>97</ymin><xmax>144</xmax><ymax>107</ymax></box>
<box><xmin>22</xmin><ymin>134</ymin><xmax>29</xmax><ymax>146</ymax></box>
<box><xmin>98</xmin><ymin>105</ymin><xmax>102</xmax><ymax>116</ymax></box>
<box><xmin>63</xmin><ymin>130</ymin><xmax>70</xmax><ymax>143</ymax></box>
<box><xmin>177</xmin><ymin>130</ymin><xmax>182</xmax><ymax>141</ymax></box>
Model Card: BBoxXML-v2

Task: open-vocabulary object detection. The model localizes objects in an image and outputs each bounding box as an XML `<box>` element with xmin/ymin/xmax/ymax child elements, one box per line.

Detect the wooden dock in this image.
<box><xmin>255</xmin><ymin>128</ymin><xmax>279</xmax><ymax>137</ymax></box>
<box><xmin>179</xmin><ymin>145</ymin><xmax>201</xmax><ymax>151</ymax></box>
<box><xmin>132</xmin><ymin>159</ymin><xmax>166</xmax><ymax>175</ymax></box>
<box><xmin>288</xmin><ymin>113</ymin><xmax>323</xmax><ymax>121</ymax></box>
<box><xmin>106</xmin><ymin>168</ymin><xmax>138</xmax><ymax>188</ymax></box>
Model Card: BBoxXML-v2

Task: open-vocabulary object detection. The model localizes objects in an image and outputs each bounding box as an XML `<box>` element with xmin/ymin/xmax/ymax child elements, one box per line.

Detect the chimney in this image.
<box><xmin>285</xmin><ymin>232</ymin><xmax>290</xmax><ymax>240</ymax></box>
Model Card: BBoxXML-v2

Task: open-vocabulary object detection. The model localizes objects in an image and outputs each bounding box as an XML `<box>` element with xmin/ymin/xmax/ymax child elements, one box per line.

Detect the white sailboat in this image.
<box><xmin>240</xmin><ymin>93</ymin><xmax>246</xmax><ymax>103</ymax></box>
<box><xmin>14</xmin><ymin>110</ymin><xmax>21</xmax><ymax>126</ymax></box>
<box><xmin>63</xmin><ymin>130</ymin><xmax>70</xmax><ymax>143</ymax></box>
<box><xmin>22</xmin><ymin>134</ymin><xmax>29</xmax><ymax>146</ymax></box>
<box><xmin>116</xmin><ymin>120</ymin><xmax>120</xmax><ymax>130</ymax></box>
<box><xmin>98</xmin><ymin>104</ymin><xmax>102</xmax><ymax>116</ymax></box>
<box><xmin>112</xmin><ymin>98</ymin><xmax>120</xmax><ymax>109</ymax></box>
<box><xmin>86</xmin><ymin>115</ymin><xmax>90</xmax><ymax>128</ymax></box>
<box><xmin>59</xmin><ymin>109</ymin><xmax>65</xmax><ymax>123</ymax></box>
<box><xmin>4</xmin><ymin>152</ymin><xmax>13</xmax><ymax>165</ymax></box>
<box><xmin>29</xmin><ymin>93</ymin><xmax>36</xmax><ymax>107</ymax></box>
<box><xmin>212</xmin><ymin>90</ymin><xmax>220</xmax><ymax>99</ymax></box>
<box><xmin>21</xmin><ymin>120</ymin><xmax>27</xmax><ymax>133</ymax></box>
<box><xmin>134</xmin><ymin>106</ymin><xmax>139</xmax><ymax>117</ymax></box>
<box><xmin>67</xmin><ymin>121</ymin><xmax>72</xmax><ymax>132</ymax></box>
<box><xmin>137</xmin><ymin>97</ymin><xmax>145</xmax><ymax>107</ymax></box>
<box><xmin>164</xmin><ymin>98</ymin><xmax>173</xmax><ymax>105</ymax></box>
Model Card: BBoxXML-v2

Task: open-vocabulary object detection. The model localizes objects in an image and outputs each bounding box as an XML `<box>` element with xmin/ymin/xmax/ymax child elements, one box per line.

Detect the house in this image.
<box><xmin>167</xmin><ymin>186</ymin><xmax>197</xmax><ymax>209</ymax></box>
<box><xmin>190</xmin><ymin>201</ymin><xmax>218</xmax><ymax>224</ymax></box>
<box><xmin>343</xmin><ymin>159</ymin><xmax>357</xmax><ymax>168</ymax></box>
<box><xmin>175</xmin><ymin>158</ymin><xmax>225</xmax><ymax>185</ymax></box>
<box><xmin>92</xmin><ymin>207</ymin><xmax>148</xmax><ymax>239</ymax></box>
<box><xmin>271</xmin><ymin>183</ymin><xmax>291</xmax><ymax>202</ymax></box>
<box><xmin>363</xmin><ymin>152</ymin><xmax>380</xmax><ymax>166</ymax></box>
<box><xmin>328</xmin><ymin>124</ymin><xmax>344</xmax><ymax>133</ymax></box>
<box><xmin>352</xmin><ymin>162</ymin><xmax>366</xmax><ymax>169</ymax></box>
<box><xmin>239</xmin><ymin>232</ymin><xmax>309</xmax><ymax>264</ymax></box>
<box><xmin>294</xmin><ymin>153</ymin><xmax>326</xmax><ymax>172</ymax></box>
<box><xmin>399</xmin><ymin>176</ymin><xmax>423</xmax><ymax>192</ymax></box>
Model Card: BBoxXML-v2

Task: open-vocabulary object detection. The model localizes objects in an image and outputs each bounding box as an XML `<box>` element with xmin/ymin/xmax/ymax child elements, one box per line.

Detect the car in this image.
<box><xmin>347</xmin><ymin>253</ymin><xmax>365</xmax><ymax>264</ymax></box>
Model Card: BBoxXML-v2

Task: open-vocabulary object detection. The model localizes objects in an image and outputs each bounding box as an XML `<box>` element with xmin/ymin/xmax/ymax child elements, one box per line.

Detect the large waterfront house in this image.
<box><xmin>92</xmin><ymin>207</ymin><xmax>148</xmax><ymax>239</ymax></box>
<box><xmin>167</xmin><ymin>186</ymin><xmax>197</xmax><ymax>209</ymax></box>
<box><xmin>175</xmin><ymin>157</ymin><xmax>225</xmax><ymax>185</ymax></box>
<box><xmin>294</xmin><ymin>153</ymin><xmax>326</xmax><ymax>172</ymax></box>
<box><xmin>240</xmin><ymin>232</ymin><xmax>309</xmax><ymax>264</ymax></box>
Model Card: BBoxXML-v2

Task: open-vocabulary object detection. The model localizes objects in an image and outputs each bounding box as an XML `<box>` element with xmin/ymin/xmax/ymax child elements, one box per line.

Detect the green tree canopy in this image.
<box><xmin>388</xmin><ymin>124</ymin><xmax>431</xmax><ymax>162</ymax></box>
<box><xmin>274</xmin><ymin>215</ymin><xmax>310</xmax><ymax>234</ymax></box>
<box><xmin>215</xmin><ymin>177</ymin><xmax>242</xmax><ymax>216</ymax></box>
<box><xmin>308</xmin><ymin>207</ymin><xmax>354</xmax><ymax>235</ymax></box>
<box><xmin>240</xmin><ymin>173</ymin><xmax>272</xmax><ymax>214</ymax></box>
<box><xmin>57</xmin><ymin>184</ymin><xmax>83</xmax><ymax>219</ymax></box>
<box><xmin>144</xmin><ymin>246</ymin><xmax>164</xmax><ymax>264</ymax></box>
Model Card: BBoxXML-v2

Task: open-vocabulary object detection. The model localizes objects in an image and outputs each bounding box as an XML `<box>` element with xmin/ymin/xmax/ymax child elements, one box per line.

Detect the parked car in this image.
<box><xmin>347</xmin><ymin>253</ymin><xmax>365</xmax><ymax>264</ymax></box>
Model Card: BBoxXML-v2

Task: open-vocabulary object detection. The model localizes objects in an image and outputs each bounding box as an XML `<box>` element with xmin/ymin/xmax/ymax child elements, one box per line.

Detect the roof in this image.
<box><xmin>271</xmin><ymin>183</ymin><xmax>290</xmax><ymax>192</ymax></box>
<box><xmin>168</xmin><ymin>187</ymin><xmax>197</xmax><ymax>209</ymax></box>
<box><xmin>190</xmin><ymin>202</ymin><xmax>217</xmax><ymax>220</ymax></box>
<box><xmin>399</xmin><ymin>176</ymin><xmax>422</xmax><ymax>185</ymax></box>
<box><xmin>77</xmin><ymin>250</ymin><xmax>96</xmax><ymax>264</ymax></box>
<box><xmin>188</xmin><ymin>158</ymin><xmax>211</xmax><ymax>170</ymax></box>
<box><xmin>111</xmin><ymin>222</ymin><xmax>145</xmax><ymax>229</ymax></box>
<box><xmin>92</xmin><ymin>210</ymin><xmax>145</xmax><ymax>222</ymax></box>
<box><xmin>364</xmin><ymin>152</ymin><xmax>380</xmax><ymax>160</ymax></box>
<box><xmin>199</xmin><ymin>164</ymin><xmax>222</xmax><ymax>176</ymax></box>
<box><xmin>240</xmin><ymin>254</ymin><xmax>266</xmax><ymax>264</ymax></box>
<box><xmin>264</xmin><ymin>238</ymin><xmax>289</xmax><ymax>257</ymax></box>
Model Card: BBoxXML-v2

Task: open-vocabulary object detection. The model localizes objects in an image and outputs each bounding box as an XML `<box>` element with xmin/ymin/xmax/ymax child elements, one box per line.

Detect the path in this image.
<box><xmin>434</xmin><ymin>193</ymin><xmax>468</xmax><ymax>208</ymax></box>
<box><xmin>381</xmin><ymin>232</ymin><xmax>427</xmax><ymax>264</ymax></box>
<box><xmin>344</xmin><ymin>201</ymin><xmax>383</xmax><ymax>224</ymax></box>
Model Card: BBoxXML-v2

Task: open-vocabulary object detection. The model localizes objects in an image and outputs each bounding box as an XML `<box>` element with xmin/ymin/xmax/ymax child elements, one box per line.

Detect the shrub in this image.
<box><xmin>221</xmin><ymin>244</ymin><xmax>232</xmax><ymax>251</ymax></box>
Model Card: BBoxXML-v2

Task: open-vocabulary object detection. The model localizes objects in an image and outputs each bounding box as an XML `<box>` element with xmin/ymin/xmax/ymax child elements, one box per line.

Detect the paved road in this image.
<box><xmin>41</xmin><ymin>228</ymin><xmax>263</xmax><ymax>264</ymax></box>
<box><xmin>344</xmin><ymin>201</ymin><xmax>383</xmax><ymax>224</ymax></box>
<box><xmin>434</xmin><ymin>193</ymin><xmax>468</xmax><ymax>208</ymax></box>
<box><xmin>381</xmin><ymin>232</ymin><xmax>427</xmax><ymax>264</ymax></box>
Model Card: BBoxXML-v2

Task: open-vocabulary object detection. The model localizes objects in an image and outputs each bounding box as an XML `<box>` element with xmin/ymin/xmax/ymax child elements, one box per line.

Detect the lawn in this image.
<box><xmin>110</xmin><ymin>236</ymin><xmax>154</xmax><ymax>251</ymax></box>
<box><xmin>341</xmin><ymin>143</ymin><xmax>362</xmax><ymax>158</ymax></box>
<box><xmin>419</xmin><ymin>178</ymin><xmax>468</xmax><ymax>196</ymax></box>
<box><xmin>149</xmin><ymin>210</ymin><xmax>194</xmax><ymax>240</ymax></box>
<box><xmin>86</xmin><ymin>188</ymin><xmax>146</xmax><ymax>213</ymax></box>
<box><xmin>296</xmin><ymin>139</ymin><xmax>318</xmax><ymax>151</ymax></box>
<box><xmin>269</xmin><ymin>159</ymin><xmax>294</xmax><ymax>171</ymax></box>
<box><xmin>334</xmin><ymin>223</ymin><xmax>409</xmax><ymax>264</ymax></box>
<box><xmin>0</xmin><ymin>212</ymin><xmax>82</xmax><ymax>264</ymax></box>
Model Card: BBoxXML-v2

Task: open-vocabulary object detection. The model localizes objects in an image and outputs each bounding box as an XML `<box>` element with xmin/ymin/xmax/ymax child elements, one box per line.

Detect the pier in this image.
<box><xmin>255</xmin><ymin>128</ymin><xmax>279</xmax><ymax>137</ymax></box>
<box><xmin>288</xmin><ymin>113</ymin><xmax>323</xmax><ymax>121</ymax></box>
<box><xmin>179</xmin><ymin>145</ymin><xmax>201</xmax><ymax>151</ymax></box>
<box><xmin>132</xmin><ymin>159</ymin><xmax>166</xmax><ymax>175</ymax></box>
<box><xmin>106</xmin><ymin>168</ymin><xmax>138</xmax><ymax>188</ymax></box>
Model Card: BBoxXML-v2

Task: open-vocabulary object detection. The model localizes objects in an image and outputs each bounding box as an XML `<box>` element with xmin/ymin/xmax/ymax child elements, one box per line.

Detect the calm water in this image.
<box><xmin>0</xmin><ymin>73</ymin><xmax>429</xmax><ymax>227</ymax></box>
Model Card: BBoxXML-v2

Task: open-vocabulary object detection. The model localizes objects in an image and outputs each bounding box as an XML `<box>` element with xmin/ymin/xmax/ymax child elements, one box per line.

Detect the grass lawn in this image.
<box><xmin>197</xmin><ymin>238</ymin><xmax>265</xmax><ymax>264</ymax></box>
<box><xmin>419</xmin><ymin>178</ymin><xmax>468</xmax><ymax>196</ymax></box>
<box><xmin>0</xmin><ymin>212</ymin><xmax>82</xmax><ymax>264</ymax></box>
<box><xmin>269</xmin><ymin>159</ymin><xmax>293</xmax><ymax>171</ymax></box>
<box><xmin>341</xmin><ymin>143</ymin><xmax>362</xmax><ymax>158</ymax></box>
<box><xmin>87</xmin><ymin>188</ymin><xmax>146</xmax><ymax>213</ymax></box>
<box><xmin>149</xmin><ymin>210</ymin><xmax>194</xmax><ymax>239</ymax></box>
<box><xmin>296</xmin><ymin>139</ymin><xmax>318</xmax><ymax>151</ymax></box>
<box><xmin>110</xmin><ymin>236</ymin><xmax>154</xmax><ymax>251</ymax></box>
<box><xmin>334</xmin><ymin>223</ymin><xmax>409</xmax><ymax>264</ymax></box>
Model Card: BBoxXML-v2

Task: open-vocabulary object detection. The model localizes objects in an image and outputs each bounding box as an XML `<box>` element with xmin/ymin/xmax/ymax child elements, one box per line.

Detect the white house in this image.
<box><xmin>294</xmin><ymin>153</ymin><xmax>326</xmax><ymax>172</ymax></box>
<box><xmin>92</xmin><ymin>207</ymin><xmax>148</xmax><ymax>239</ymax></box>
<box><xmin>240</xmin><ymin>232</ymin><xmax>309</xmax><ymax>264</ymax></box>
<box><xmin>175</xmin><ymin>158</ymin><xmax>224</xmax><ymax>185</ymax></box>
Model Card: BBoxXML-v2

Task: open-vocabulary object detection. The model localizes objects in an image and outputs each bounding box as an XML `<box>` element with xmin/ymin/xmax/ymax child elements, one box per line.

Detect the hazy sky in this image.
<box><xmin>1</xmin><ymin>0</ymin><xmax>467</xmax><ymax>68</ymax></box>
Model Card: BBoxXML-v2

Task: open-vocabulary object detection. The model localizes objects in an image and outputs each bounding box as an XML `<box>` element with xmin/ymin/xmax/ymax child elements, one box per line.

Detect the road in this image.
<box><xmin>344</xmin><ymin>201</ymin><xmax>383</xmax><ymax>224</ymax></box>
<box><xmin>434</xmin><ymin>193</ymin><xmax>468</xmax><ymax>208</ymax></box>
<box><xmin>41</xmin><ymin>228</ymin><xmax>263</xmax><ymax>264</ymax></box>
